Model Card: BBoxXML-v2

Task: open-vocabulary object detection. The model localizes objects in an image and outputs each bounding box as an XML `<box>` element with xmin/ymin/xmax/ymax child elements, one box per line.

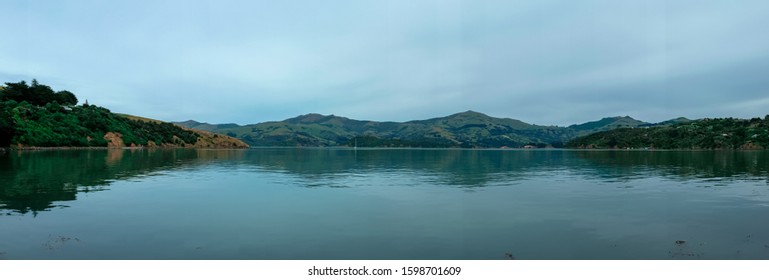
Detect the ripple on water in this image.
<box><xmin>4</xmin><ymin>149</ymin><xmax>769</xmax><ymax>259</ymax></box>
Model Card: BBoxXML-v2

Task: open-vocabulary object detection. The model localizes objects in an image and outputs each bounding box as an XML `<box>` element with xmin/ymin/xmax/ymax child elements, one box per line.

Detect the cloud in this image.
<box><xmin>2</xmin><ymin>0</ymin><xmax>768</xmax><ymax>125</ymax></box>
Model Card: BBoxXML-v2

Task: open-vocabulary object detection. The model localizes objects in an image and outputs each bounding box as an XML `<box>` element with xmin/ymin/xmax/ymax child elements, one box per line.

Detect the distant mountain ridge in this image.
<box><xmin>568</xmin><ymin>116</ymin><xmax>648</xmax><ymax>134</ymax></box>
<box><xmin>174</xmin><ymin>111</ymin><xmax>690</xmax><ymax>148</ymax></box>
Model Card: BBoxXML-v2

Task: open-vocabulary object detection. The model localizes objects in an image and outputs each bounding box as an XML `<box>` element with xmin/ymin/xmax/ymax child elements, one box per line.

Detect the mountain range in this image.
<box><xmin>6</xmin><ymin>79</ymin><xmax>763</xmax><ymax>150</ymax></box>
<box><xmin>175</xmin><ymin>111</ymin><xmax>690</xmax><ymax>148</ymax></box>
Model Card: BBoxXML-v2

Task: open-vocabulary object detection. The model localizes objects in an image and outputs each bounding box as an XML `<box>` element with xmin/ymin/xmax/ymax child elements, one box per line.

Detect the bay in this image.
<box><xmin>1</xmin><ymin>148</ymin><xmax>768</xmax><ymax>260</ymax></box>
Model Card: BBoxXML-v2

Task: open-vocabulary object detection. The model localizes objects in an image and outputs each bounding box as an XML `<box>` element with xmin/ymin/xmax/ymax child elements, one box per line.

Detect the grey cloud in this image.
<box><xmin>1</xmin><ymin>0</ymin><xmax>768</xmax><ymax>125</ymax></box>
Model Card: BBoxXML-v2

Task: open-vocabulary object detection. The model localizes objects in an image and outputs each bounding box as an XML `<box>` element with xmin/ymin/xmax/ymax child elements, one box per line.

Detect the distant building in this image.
<box><xmin>523</xmin><ymin>145</ymin><xmax>536</xmax><ymax>149</ymax></box>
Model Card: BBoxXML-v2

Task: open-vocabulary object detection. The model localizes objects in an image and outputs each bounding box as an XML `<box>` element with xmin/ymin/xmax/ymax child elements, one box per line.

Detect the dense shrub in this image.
<box><xmin>0</xmin><ymin>80</ymin><xmax>199</xmax><ymax>147</ymax></box>
<box><xmin>566</xmin><ymin>117</ymin><xmax>769</xmax><ymax>149</ymax></box>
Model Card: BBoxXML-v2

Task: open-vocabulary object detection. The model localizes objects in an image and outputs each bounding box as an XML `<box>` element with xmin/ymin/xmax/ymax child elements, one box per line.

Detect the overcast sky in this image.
<box><xmin>2</xmin><ymin>0</ymin><xmax>768</xmax><ymax>126</ymax></box>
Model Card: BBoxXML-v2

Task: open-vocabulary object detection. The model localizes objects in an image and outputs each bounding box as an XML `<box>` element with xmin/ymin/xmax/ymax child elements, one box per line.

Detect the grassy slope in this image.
<box><xmin>120</xmin><ymin>114</ymin><xmax>249</xmax><ymax>148</ymax></box>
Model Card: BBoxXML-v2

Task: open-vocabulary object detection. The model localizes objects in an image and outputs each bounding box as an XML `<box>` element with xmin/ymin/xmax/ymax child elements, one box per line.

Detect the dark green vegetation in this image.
<box><xmin>567</xmin><ymin>116</ymin><xmax>769</xmax><ymax>149</ymax></box>
<box><xmin>177</xmin><ymin>113</ymin><xmax>692</xmax><ymax>148</ymax></box>
<box><xmin>1</xmin><ymin>80</ymin><xmax>199</xmax><ymax>147</ymax></box>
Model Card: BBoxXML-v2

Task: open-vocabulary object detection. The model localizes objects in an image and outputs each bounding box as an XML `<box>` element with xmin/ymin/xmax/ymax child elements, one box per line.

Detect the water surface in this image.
<box><xmin>1</xmin><ymin>148</ymin><xmax>768</xmax><ymax>259</ymax></box>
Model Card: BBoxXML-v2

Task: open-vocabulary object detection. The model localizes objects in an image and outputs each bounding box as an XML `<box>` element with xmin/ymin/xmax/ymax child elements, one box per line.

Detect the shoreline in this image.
<box><xmin>238</xmin><ymin>146</ymin><xmax>767</xmax><ymax>151</ymax></box>
<box><xmin>3</xmin><ymin>146</ymin><xmax>766</xmax><ymax>152</ymax></box>
<box><xmin>1</xmin><ymin>146</ymin><xmax>248</xmax><ymax>151</ymax></box>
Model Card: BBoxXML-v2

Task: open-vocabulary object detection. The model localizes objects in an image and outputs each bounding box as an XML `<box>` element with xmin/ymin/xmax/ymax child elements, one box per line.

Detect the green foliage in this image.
<box><xmin>566</xmin><ymin>117</ymin><xmax>769</xmax><ymax>149</ymax></box>
<box><xmin>119</xmin><ymin>118</ymin><xmax>199</xmax><ymax>146</ymax></box>
<box><xmin>0</xmin><ymin>80</ymin><xmax>199</xmax><ymax>147</ymax></box>
<box><xmin>55</xmin><ymin>90</ymin><xmax>78</xmax><ymax>106</ymax></box>
<box><xmin>1</xmin><ymin>79</ymin><xmax>78</xmax><ymax>106</ymax></box>
<box><xmin>0</xmin><ymin>100</ymin><xmax>17</xmax><ymax>146</ymax></box>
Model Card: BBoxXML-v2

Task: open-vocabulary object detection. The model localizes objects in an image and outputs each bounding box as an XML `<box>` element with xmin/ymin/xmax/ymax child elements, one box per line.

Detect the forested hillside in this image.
<box><xmin>566</xmin><ymin>117</ymin><xmax>769</xmax><ymax>149</ymax></box>
<box><xmin>0</xmin><ymin>80</ymin><xmax>246</xmax><ymax>148</ymax></box>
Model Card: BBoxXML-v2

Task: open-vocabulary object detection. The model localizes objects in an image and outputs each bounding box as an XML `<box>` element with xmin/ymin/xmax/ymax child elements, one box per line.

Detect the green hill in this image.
<box><xmin>655</xmin><ymin>117</ymin><xmax>693</xmax><ymax>126</ymax></box>
<box><xmin>566</xmin><ymin>116</ymin><xmax>769</xmax><ymax>149</ymax></box>
<box><xmin>176</xmin><ymin>112</ymin><xmax>757</xmax><ymax>149</ymax></box>
<box><xmin>177</xmin><ymin>111</ymin><xmax>581</xmax><ymax>148</ymax></box>
<box><xmin>0</xmin><ymin>80</ymin><xmax>248</xmax><ymax>149</ymax></box>
<box><xmin>568</xmin><ymin>116</ymin><xmax>648</xmax><ymax>134</ymax></box>
<box><xmin>10</xmin><ymin>80</ymin><xmax>748</xmax><ymax>150</ymax></box>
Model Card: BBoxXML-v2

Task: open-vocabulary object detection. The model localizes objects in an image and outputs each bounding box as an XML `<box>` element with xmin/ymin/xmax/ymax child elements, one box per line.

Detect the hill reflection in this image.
<box><xmin>0</xmin><ymin>149</ymin><xmax>205</xmax><ymax>215</ymax></box>
<box><xmin>2</xmin><ymin>148</ymin><xmax>768</xmax><ymax>215</ymax></box>
<box><xmin>570</xmin><ymin>150</ymin><xmax>769</xmax><ymax>181</ymax></box>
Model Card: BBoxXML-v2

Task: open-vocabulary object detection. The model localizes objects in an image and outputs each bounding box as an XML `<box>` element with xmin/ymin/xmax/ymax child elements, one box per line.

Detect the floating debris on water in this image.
<box><xmin>668</xmin><ymin>251</ymin><xmax>703</xmax><ymax>258</ymax></box>
<box><xmin>669</xmin><ymin>240</ymin><xmax>706</xmax><ymax>259</ymax></box>
<box><xmin>42</xmin><ymin>235</ymin><xmax>81</xmax><ymax>250</ymax></box>
<box><xmin>744</xmin><ymin>234</ymin><xmax>753</xmax><ymax>243</ymax></box>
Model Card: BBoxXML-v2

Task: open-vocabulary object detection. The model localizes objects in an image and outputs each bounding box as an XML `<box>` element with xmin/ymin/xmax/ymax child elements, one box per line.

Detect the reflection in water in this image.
<box><xmin>0</xmin><ymin>149</ymin><xmax>202</xmax><ymax>215</ymax></box>
<box><xmin>2</xmin><ymin>149</ymin><xmax>769</xmax><ymax>216</ymax></box>
<box><xmin>2</xmin><ymin>148</ymin><xmax>769</xmax><ymax>260</ymax></box>
<box><xmin>241</xmin><ymin>148</ymin><xmax>550</xmax><ymax>187</ymax></box>
<box><xmin>571</xmin><ymin>150</ymin><xmax>769</xmax><ymax>181</ymax></box>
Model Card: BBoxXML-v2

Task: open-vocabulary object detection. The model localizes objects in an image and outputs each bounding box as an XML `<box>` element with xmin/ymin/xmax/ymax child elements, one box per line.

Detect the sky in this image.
<box><xmin>2</xmin><ymin>0</ymin><xmax>769</xmax><ymax>126</ymax></box>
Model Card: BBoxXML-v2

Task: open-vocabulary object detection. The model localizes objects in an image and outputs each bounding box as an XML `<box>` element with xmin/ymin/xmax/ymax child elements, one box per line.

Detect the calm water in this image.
<box><xmin>1</xmin><ymin>148</ymin><xmax>769</xmax><ymax>260</ymax></box>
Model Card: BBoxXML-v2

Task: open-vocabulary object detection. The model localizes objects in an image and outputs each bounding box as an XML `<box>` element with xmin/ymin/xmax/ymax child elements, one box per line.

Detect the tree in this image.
<box><xmin>0</xmin><ymin>101</ymin><xmax>17</xmax><ymax>146</ymax></box>
<box><xmin>55</xmin><ymin>90</ymin><xmax>78</xmax><ymax>106</ymax></box>
<box><xmin>1</xmin><ymin>81</ymin><xmax>28</xmax><ymax>102</ymax></box>
<box><xmin>1</xmin><ymin>79</ymin><xmax>73</xmax><ymax>106</ymax></box>
<box><xmin>28</xmin><ymin>79</ymin><xmax>56</xmax><ymax>106</ymax></box>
